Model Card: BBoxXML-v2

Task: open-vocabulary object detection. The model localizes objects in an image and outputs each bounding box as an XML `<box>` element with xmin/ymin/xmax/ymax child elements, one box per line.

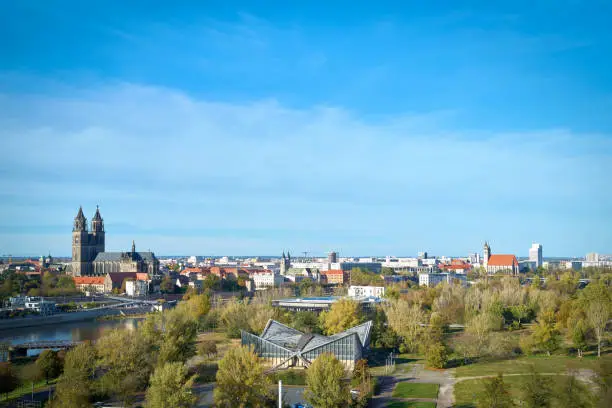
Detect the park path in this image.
<box><xmin>371</xmin><ymin>365</ymin><xmax>595</xmax><ymax>408</ymax></box>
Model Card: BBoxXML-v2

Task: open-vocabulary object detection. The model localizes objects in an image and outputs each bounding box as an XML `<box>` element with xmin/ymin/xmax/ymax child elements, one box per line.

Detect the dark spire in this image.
<box><xmin>132</xmin><ymin>240</ymin><xmax>136</xmax><ymax>253</ymax></box>
<box><xmin>73</xmin><ymin>206</ymin><xmax>87</xmax><ymax>232</ymax></box>
<box><xmin>92</xmin><ymin>205</ymin><xmax>102</xmax><ymax>221</ymax></box>
<box><xmin>91</xmin><ymin>205</ymin><xmax>104</xmax><ymax>232</ymax></box>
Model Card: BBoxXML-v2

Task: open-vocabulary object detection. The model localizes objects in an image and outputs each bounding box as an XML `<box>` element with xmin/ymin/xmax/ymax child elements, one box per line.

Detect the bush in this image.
<box><xmin>426</xmin><ymin>342</ymin><xmax>449</xmax><ymax>369</ymax></box>
<box><xmin>198</xmin><ymin>340</ymin><xmax>217</xmax><ymax>359</ymax></box>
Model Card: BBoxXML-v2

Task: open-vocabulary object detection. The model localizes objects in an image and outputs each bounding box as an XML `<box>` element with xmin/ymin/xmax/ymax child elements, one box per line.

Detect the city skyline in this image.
<box><xmin>1</xmin><ymin>2</ymin><xmax>611</xmax><ymax>256</ymax></box>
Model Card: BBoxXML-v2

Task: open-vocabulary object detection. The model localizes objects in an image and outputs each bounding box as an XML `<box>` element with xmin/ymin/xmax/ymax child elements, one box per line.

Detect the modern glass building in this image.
<box><xmin>241</xmin><ymin>319</ymin><xmax>372</xmax><ymax>371</ymax></box>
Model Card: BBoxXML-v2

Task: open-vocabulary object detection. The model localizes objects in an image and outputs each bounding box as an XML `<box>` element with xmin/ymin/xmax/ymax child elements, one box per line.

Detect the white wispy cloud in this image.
<box><xmin>0</xmin><ymin>80</ymin><xmax>610</xmax><ymax>255</ymax></box>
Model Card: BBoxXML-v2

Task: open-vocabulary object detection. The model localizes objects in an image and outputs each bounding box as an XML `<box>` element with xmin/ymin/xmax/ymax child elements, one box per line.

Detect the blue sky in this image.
<box><xmin>1</xmin><ymin>1</ymin><xmax>611</xmax><ymax>257</ymax></box>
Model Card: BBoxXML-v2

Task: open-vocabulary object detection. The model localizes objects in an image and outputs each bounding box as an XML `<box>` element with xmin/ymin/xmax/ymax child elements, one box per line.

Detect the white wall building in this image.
<box><xmin>25</xmin><ymin>298</ymin><xmax>57</xmax><ymax>315</ymax></box>
<box><xmin>251</xmin><ymin>271</ymin><xmax>285</xmax><ymax>290</ymax></box>
<box><xmin>529</xmin><ymin>243</ymin><xmax>543</xmax><ymax>268</ymax></box>
<box><xmin>419</xmin><ymin>273</ymin><xmax>467</xmax><ymax>287</ymax></box>
<box><xmin>586</xmin><ymin>253</ymin><xmax>599</xmax><ymax>262</ymax></box>
<box><xmin>126</xmin><ymin>280</ymin><xmax>148</xmax><ymax>297</ymax></box>
<box><xmin>348</xmin><ymin>285</ymin><xmax>385</xmax><ymax>298</ymax></box>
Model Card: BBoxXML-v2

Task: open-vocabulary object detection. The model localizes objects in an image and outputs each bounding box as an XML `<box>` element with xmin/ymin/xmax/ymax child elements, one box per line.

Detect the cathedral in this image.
<box><xmin>71</xmin><ymin>206</ymin><xmax>159</xmax><ymax>277</ymax></box>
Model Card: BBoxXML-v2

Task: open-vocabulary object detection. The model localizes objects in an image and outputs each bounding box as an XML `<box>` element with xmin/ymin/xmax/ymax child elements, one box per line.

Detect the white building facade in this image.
<box><xmin>419</xmin><ymin>273</ymin><xmax>467</xmax><ymax>287</ymax></box>
<box><xmin>529</xmin><ymin>243</ymin><xmax>543</xmax><ymax>268</ymax></box>
<box><xmin>348</xmin><ymin>285</ymin><xmax>385</xmax><ymax>298</ymax></box>
<box><xmin>251</xmin><ymin>271</ymin><xmax>284</xmax><ymax>290</ymax></box>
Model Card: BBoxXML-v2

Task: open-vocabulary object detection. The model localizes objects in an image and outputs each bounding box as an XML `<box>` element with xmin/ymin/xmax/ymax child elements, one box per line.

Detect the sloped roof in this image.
<box><xmin>258</xmin><ymin>319</ymin><xmax>372</xmax><ymax>352</ymax></box>
<box><xmin>93</xmin><ymin>251</ymin><xmax>157</xmax><ymax>262</ymax></box>
<box><xmin>487</xmin><ymin>254</ymin><xmax>518</xmax><ymax>267</ymax></box>
<box><xmin>74</xmin><ymin>276</ymin><xmax>105</xmax><ymax>285</ymax></box>
<box><xmin>106</xmin><ymin>272</ymin><xmax>137</xmax><ymax>284</ymax></box>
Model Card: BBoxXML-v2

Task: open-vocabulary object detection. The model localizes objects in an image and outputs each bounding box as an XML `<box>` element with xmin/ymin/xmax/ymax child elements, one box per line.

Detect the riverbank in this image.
<box><xmin>0</xmin><ymin>308</ymin><xmax>120</xmax><ymax>331</ymax></box>
<box><xmin>97</xmin><ymin>312</ymin><xmax>150</xmax><ymax>321</ymax></box>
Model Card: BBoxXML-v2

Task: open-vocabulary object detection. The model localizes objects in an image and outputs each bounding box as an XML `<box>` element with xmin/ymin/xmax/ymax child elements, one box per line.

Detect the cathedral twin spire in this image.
<box><xmin>73</xmin><ymin>205</ymin><xmax>105</xmax><ymax>232</ymax></box>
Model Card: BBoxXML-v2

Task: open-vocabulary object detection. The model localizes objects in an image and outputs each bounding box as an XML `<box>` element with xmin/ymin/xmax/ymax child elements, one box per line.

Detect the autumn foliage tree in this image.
<box><xmin>214</xmin><ymin>345</ymin><xmax>271</xmax><ymax>408</ymax></box>
<box><xmin>305</xmin><ymin>353</ymin><xmax>349</xmax><ymax>408</ymax></box>
<box><xmin>319</xmin><ymin>298</ymin><xmax>363</xmax><ymax>335</ymax></box>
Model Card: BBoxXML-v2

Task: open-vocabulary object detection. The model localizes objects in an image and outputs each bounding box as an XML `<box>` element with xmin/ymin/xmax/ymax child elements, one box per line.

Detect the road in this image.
<box><xmin>194</xmin><ymin>383</ymin><xmax>307</xmax><ymax>407</ymax></box>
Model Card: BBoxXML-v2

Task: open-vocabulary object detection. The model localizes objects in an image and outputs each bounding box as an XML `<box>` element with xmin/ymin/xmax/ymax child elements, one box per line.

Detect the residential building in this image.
<box><xmin>328</xmin><ymin>251</ymin><xmax>338</xmax><ymax>263</ymax></box>
<box><xmin>104</xmin><ymin>272</ymin><xmax>137</xmax><ymax>293</ymax></box>
<box><xmin>73</xmin><ymin>276</ymin><xmax>106</xmax><ymax>294</ymax></box>
<box><xmin>418</xmin><ymin>273</ymin><xmax>467</xmax><ymax>287</ymax></box>
<box><xmin>340</xmin><ymin>262</ymin><xmax>382</xmax><ymax>274</ymax></box>
<box><xmin>321</xmin><ymin>269</ymin><xmax>346</xmax><ymax>285</ymax></box>
<box><xmin>439</xmin><ymin>259</ymin><xmax>472</xmax><ymax>274</ymax></box>
<box><xmin>25</xmin><ymin>298</ymin><xmax>57</xmax><ymax>315</ymax></box>
<box><xmin>241</xmin><ymin>319</ymin><xmax>372</xmax><ymax>370</ymax></box>
<box><xmin>251</xmin><ymin>271</ymin><xmax>284</xmax><ymax>290</ymax></box>
<box><xmin>529</xmin><ymin>243</ymin><xmax>543</xmax><ymax>268</ymax></box>
<box><xmin>348</xmin><ymin>285</ymin><xmax>385</xmax><ymax>298</ymax></box>
<box><xmin>125</xmin><ymin>279</ymin><xmax>148</xmax><ymax>297</ymax></box>
<box><xmin>586</xmin><ymin>253</ymin><xmax>599</xmax><ymax>262</ymax></box>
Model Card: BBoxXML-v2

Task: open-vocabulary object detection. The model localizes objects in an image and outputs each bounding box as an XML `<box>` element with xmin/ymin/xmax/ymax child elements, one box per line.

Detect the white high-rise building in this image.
<box><xmin>586</xmin><ymin>253</ymin><xmax>599</xmax><ymax>262</ymax></box>
<box><xmin>529</xmin><ymin>243</ymin><xmax>543</xmax><ymax>268</ymax></box>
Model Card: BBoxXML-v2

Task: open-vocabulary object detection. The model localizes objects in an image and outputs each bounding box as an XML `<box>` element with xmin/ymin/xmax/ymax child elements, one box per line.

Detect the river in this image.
<box><xmin>0</xmin><ymin>317</ymin><xmax>141</xmax><ymax>356</ymax></box>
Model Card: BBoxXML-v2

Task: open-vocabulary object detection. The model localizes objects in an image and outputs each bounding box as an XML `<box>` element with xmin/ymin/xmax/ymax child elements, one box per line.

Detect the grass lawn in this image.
<box><xmin>369</xmin><ymin>351</ymin><xmax>423</xmax><ymax>376</ymax></box>
<box><xmin>268</xmin><ymin>369</ymin><xmax>307</xmax><ymax>385</ymax></box>
<box><xmin>454</xmin><ymin>355</ymin><xmax>598</xmax><ymax>377</ymax></box>
<box><xmin>454</xmin><ymin>376</ymin><xmax>525</xmax><ymax>407</ymax></box>
<box><xmin>392</xmin><ymin>382</ymin><xmax>439</xmax><ymax>399</ymax></box>
<box><xmin>4</xmin><ymin>379</ymin><xmax>55</xmax><ymax>401</ymax></box>
<box><xmin>387</xmin><ymin>401</ymin><xmax>437</xmax><ymax>408</ymax></box>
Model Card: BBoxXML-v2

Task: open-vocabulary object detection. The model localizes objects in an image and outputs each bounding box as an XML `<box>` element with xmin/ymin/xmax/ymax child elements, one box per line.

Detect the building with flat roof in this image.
<box><xmin>272</xmin><ymin>296</ymin><xmax>383</xmax><ymax>312</ymax></box>
<box><xmin>241</xmin><ymin>319</ymin><xmax>372</xmax><ymax>370</ymax></box>
<box><xmin>529</xmin><ymin>243</ymin><xmax>543</xmax><ymax>269</ymax></box>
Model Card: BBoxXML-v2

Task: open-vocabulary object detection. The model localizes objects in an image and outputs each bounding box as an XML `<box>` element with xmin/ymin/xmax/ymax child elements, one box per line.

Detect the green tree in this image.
<box><xmin>97</xmin><ymin>329</ymin><xmax>155</xmax><ymax>405</ymax></box>
<box><xmin>158</xmin><ymin>309</ymin><xmax>198</xmax><ymax>365</ymax></box>
<box><xmin>219</xmin><ymin>298</ymin><xmax>250</xmax><ymax>338</ymax></box>
<box><xmin>145</xmin><ymin>362</ymin><xmax>196</xmax><ymax>408</ymax></box>
<box><xmin>509</xmin><ymin>304</ymin><xmax>530</xmax><ymax>327</ymax></box>
<box><xmin>476</xmin><ymin>374</ymin><xmax>513</xmax><ymax>408</ymax></box>
<box><xmin>36</xmin><ymin>349</ymin><xmax>63</xmax><ymax>384</ymax></box>
<box><xmin>161</xmin><ymin>276</ymin><xmax>176</xmax><ymax>293</ymax></box>
<box><xmin>0</xmin><ymin>362</ymin><xmax>20</xmax><ymax>401</ymax></box>
<box><xmin>382</xmin><ymin>299</ymin><xmax>425</xmax><ymax>352</ymax></box>
<box><xmin>522</xmin><ymin>367</ymin><xmax>553</xmax><ymax>408</ymax></box>
<box><xmin>305</xmin><ymin>353</ymin><xmax>349</xmax><ymax>408</ymax></box>
<box><xmin>214</xmin><ymin>345</ymin><xmax>271</xmax><ymax>408</ymax></box>
<box><xmin>532</xmin><ymin>311</ymin><xmax>561</xmax><ymax>356</ymax></box>
<box><xmin>291</xmin><ymin>311</ymin><xmax>321</xmax><ymax>334</ymax></box>
<box><xmin>319</xmin><ymin>298</ymin><xmax>363</xmax><ymax>335</ymax></box>
<box><xmin>19</xmin><ymin>363</ymin><xmax>43</xmax><ymax>400</ymax></box>
<box><xmin>351</xmin><ymin>359</ymin><xmax>373</xmax><ymax>408</ymax></box>
<box><xmin>571</xmin><ymin>318</ymin><xmax>590</xmax><ymax>358</ymax></box>
<box><xmin>581</xmin><ymin>283</ymin><xmax>611</xmax><ymax>358</ymax></box>
<box><xmin>50</xmin><ymin>342</ymin><xmax>97</xmax><ymax>408</ymax></box>
<box><xmin>425</xmin><ymin>341</ymin><xmax>449</xmax><ymax>369</ymax></box>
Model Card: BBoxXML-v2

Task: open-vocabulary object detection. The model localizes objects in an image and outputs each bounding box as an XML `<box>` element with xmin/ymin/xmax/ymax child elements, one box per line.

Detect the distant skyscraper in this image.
<box><xmin>586</xmin><ymin>252</ymin><xmax>599</xmax><ymax>262</ymax></box>
<box><xmin>328</xmin><ymin>251</ymin><xmax>338</xmax><ymax>264</ymax></box>
<box><xmin>529</xmin><ymin>243</ymin><xmax>543</xmax><ymax>268</ymax></box>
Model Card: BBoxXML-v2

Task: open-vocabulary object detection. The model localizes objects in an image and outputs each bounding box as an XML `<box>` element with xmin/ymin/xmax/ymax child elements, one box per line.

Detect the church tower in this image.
<box><xmin>72</xmin><ymin>206</ymin><xmax>90</xmax><ymax>276</ymax></box>
<box><xmin>483</xmin><ymin>241</ymin><xmax>491</xmax><ymax>267</ymax></box>
<box><xmin>280</xmin><ymin>251</ymin><xmax>291</xmax><ymax>275</ymax></box>
<box><xmin>91</xmin><ymin>205</ymin><xmax>105</xmax><ymax>255</ymax></box>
